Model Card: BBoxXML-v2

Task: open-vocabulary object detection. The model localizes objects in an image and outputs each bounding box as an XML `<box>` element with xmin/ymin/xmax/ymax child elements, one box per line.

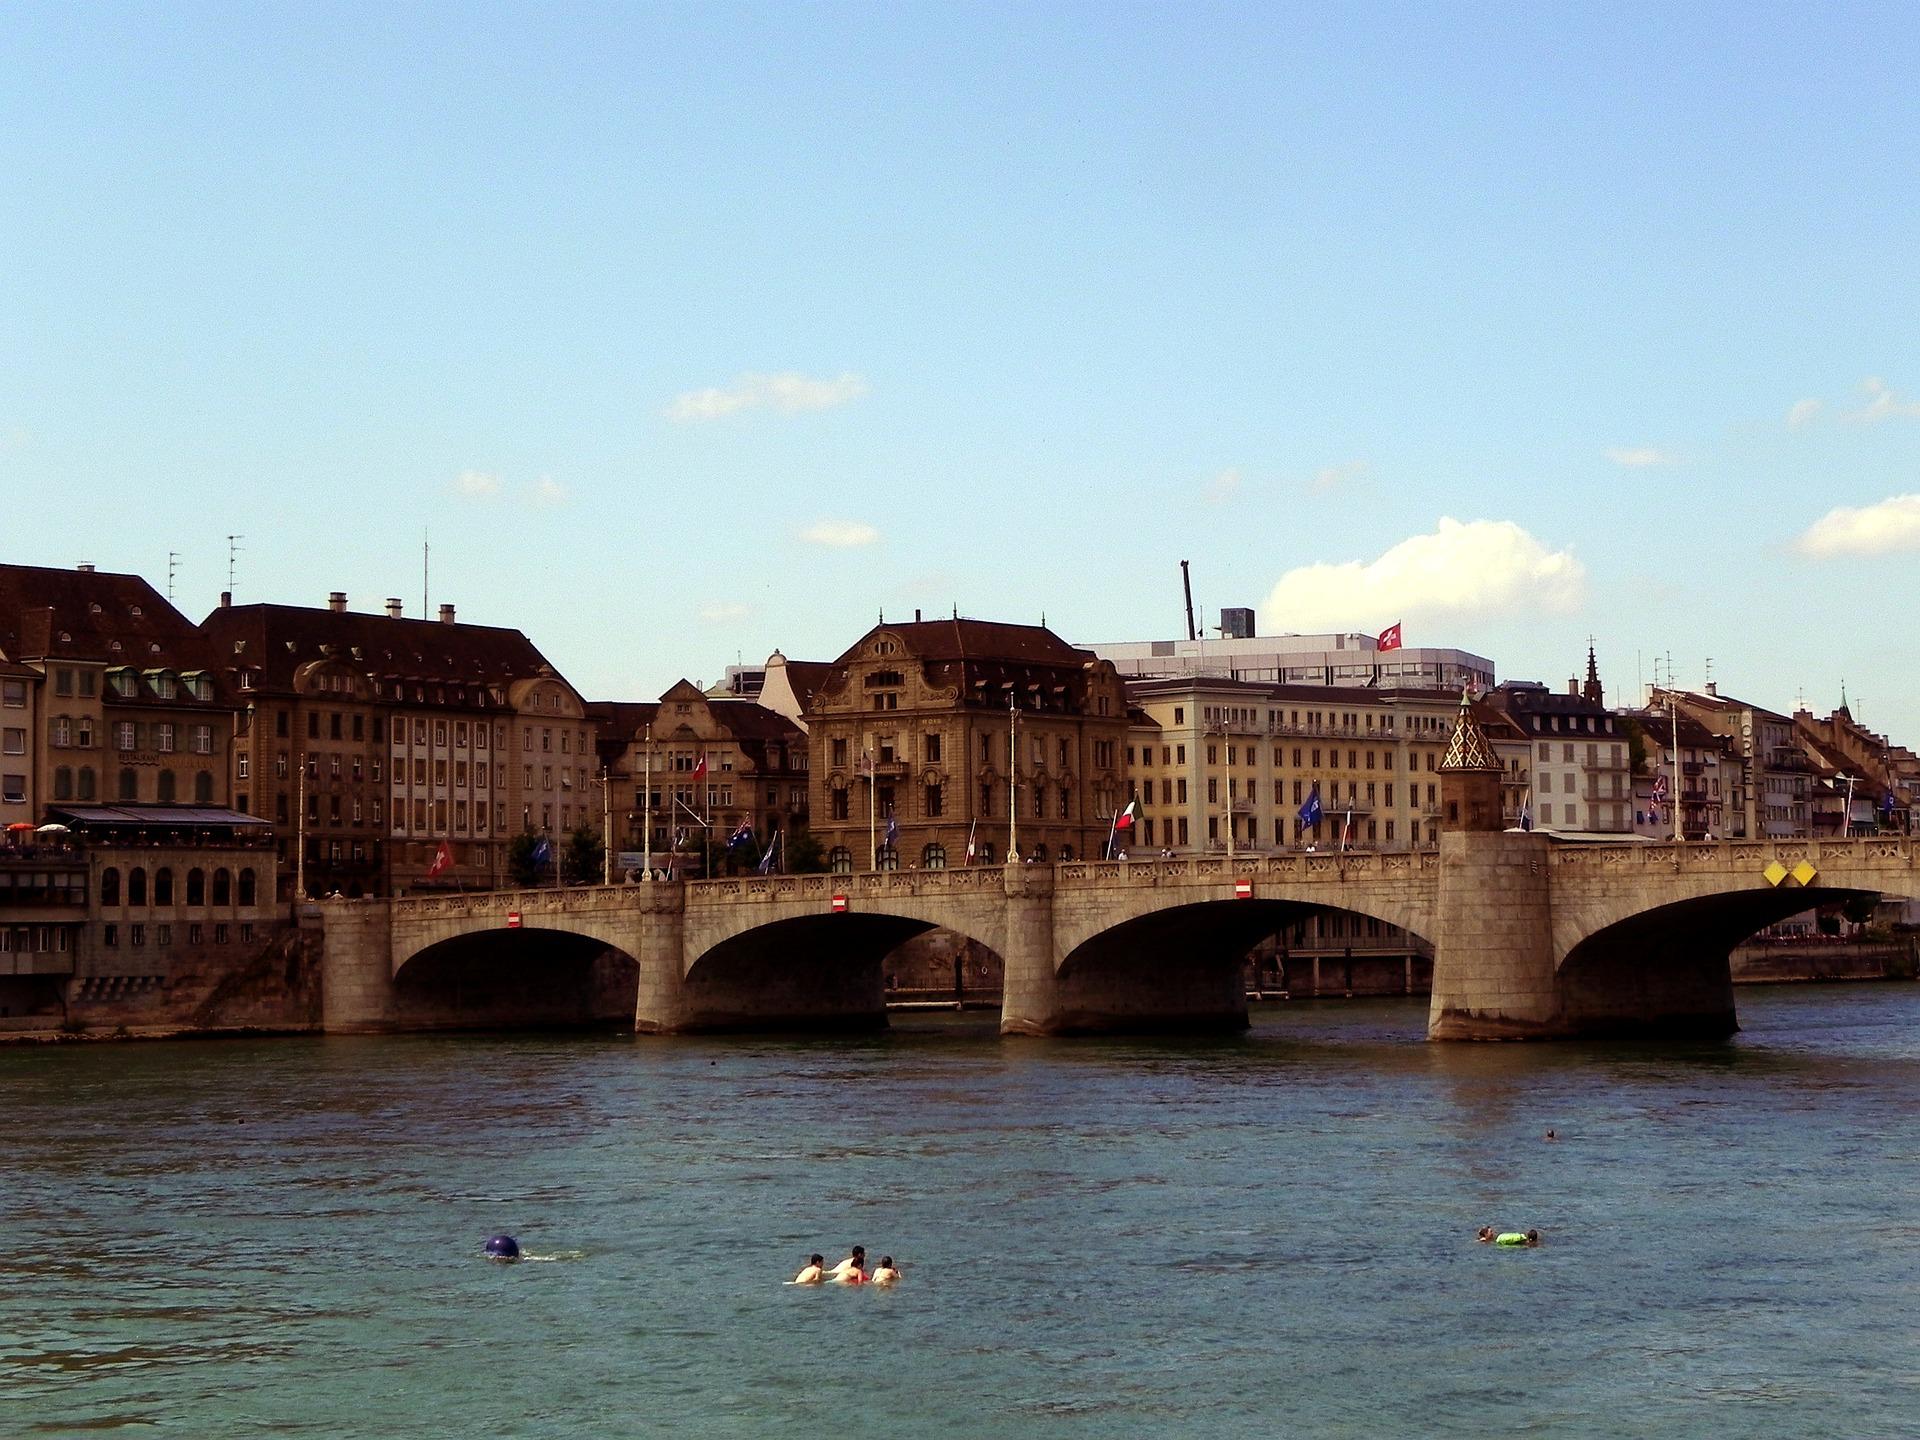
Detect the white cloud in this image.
<box><xmin>799</xmin><ymin>519</ymin><xmax>881</xmax><ymax>548</ymax></box>
<box><xmin>1311</xmin><ymin>460</ymin><xmax>1367</xmax><ymax>493</ymax></box>
<box><xmin>531</xmin><ymin>475</ymin><xmax>568</xmax><ymax>507</ymax></box>
<box><xmin>1606</xmin><ymin>446</ymin><xmax>1673</xmax><ymax>468</ymax></box>
<box><xmin>698</xmin><ymin>601</ymin><xmax>750</xmax><ymax>623</ymax></box>
<box><xmin>453</xmin><ymin>469</ymin><xmax>503</xmax><ymax>499</ymax></box>
<box><xmin>1263</xmin><ymin>517</ymin><xmax>1585</xmax><ymax>630</ymax></box>
<box><xmin>1203</xmin><ymin>467</ymin><xmax>1242</xmax><ymax>505</ymax></box>
<box><xmin>1796</xmin><ymin>494</ymin><xmax>1920</xmax><ymax>558</ymax></box>
<box><xmin>1786</xmin><ymin>398</ymin><xmax>1823</xmax><ymax>428</ymax></box>
<box><xmin>1844</xmin><ymin>377</ymin><xmax>1920</xmax><ymax>423</ymax></box>
<box><xmin>667</xmin><ymin>371</ymin><xmax>869</xmax><ymax>422</ymax></box>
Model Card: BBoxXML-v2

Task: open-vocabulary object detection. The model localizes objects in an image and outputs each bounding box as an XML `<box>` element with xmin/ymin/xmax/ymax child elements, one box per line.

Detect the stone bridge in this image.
<box><xmin>316</xmin><ymin>833</ymin><xmax>1919</xmax><ymax>1040</ymax></box>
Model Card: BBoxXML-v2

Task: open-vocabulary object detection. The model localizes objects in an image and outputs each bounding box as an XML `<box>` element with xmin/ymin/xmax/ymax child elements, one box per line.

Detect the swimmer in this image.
<box><xmin>1544</xmin><ymin>1129</ymin><xmax>1557</xmax><ymax>1142</ymax></box>
<box><xmin>1493</xmin><ymin>1229</ymin><xmax>1541</xmax><ymax>1247</ymax></box>
<box><xmin>1476</xmin><ymin>1226</ymin><xmax>1495</xmax><ymax>1243</ymax></box>
<box><xmin>827</xmin><ymin>1248</ymin><xmax>868</xmax><ymax>1285</ymax></box>
<box><xmin>825</xmin><ymin>1246</ymin><xmax>867</xmax><ymax>1284</ymax></box>
<box><xmin>789</xmin><ymin>1253</ymin><xmax>826</xmax><ymax>1285</ymax></box>
<box><xmin>870</xmin><ymin>1256</ymin><xmax>901</xmax><ymax>1287</ymax></box>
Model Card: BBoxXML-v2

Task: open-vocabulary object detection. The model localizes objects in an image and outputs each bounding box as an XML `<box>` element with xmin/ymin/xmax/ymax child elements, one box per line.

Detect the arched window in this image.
<box><xmin>237</xmin><ymin>868</ymin><xmax>256</xmax><ymax>906</ymax></box>
<box><xmin>157</xmin><ymin>770</ymin><xmax>177</xmax><ymax>803</ymax></box>
<box><xmin>77</xmin><ymin>766</ymin><xmax>96</xmax><ymax>800</ymax></box>
<box><xmin>186</xmin><ymin>868</ymin><xmax>205</xmax><ymax>905</ymax></box>
<box><xmin>1029</xmin><ymin>844</ymin><xmax>1048</xmax><ymax>864</ymax></box>
<box><xmin>193</xmin><ymin>771</ymin><xmax>213</xmax><ymax>803</ymax></box>
<box><xmin>212</xmin><ymin>868</ymin><xmax>232</xmax><ymax>906</ymax></box>
<box><xmin>828</xmin><ymin>846</ymin><xmax>853</xmax><ymax>875</ymax></box>
<box><xmin>128</xmin><ymin>867</ymin><xmax>147</xmax><ymax>906</ymax></box>
<box><xmin>921</xmin><ymin>843</ymin><xmax>946</xmax><ymax>870</ymax></box>
<box><xmin>100</xmin><ymin>867</ymin><xmax>120</xmax><ymax>905</ymax></box>
<box><xmin>118</xmin><ymin>767</ymin><xmax>139</xmax><ymax>800</ymax></box>
<box><xmin>54</xmin><ymin>766</ymin><xmax>73</xmax><ymax>800</ymax></box>
<box><xmin>154</xmin><ymin>868</ymin><xmax>174</xmax><ymax>905</ymax></box>
<box><xmin>877</xmin><ymin>844</ymin><xmax>899</xmax><ymax>872</ymax></box>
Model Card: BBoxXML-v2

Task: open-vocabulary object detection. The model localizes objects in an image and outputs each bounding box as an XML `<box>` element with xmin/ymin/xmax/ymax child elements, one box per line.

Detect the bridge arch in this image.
<box><xmin>391</xmin><ymin>924</ymin><xmax>641</xmax><ymax>1030</ymax></box>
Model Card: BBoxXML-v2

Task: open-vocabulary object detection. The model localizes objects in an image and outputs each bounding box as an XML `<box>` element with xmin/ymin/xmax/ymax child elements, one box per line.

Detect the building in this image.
<box><xmin>805</xmin><ymin>618</ymin><xmax>1130</xmax><ymax>870</ymax></box>
<box><xmin>1657</xmin><ymin>686</ymin><xmax>1809</xmax><ymax>838</ymax></box>
<box><xmin>590</xmin><ymin>682</ymin><xmax>809</xmax><ymax>874</ymax></box>
<box><xmin>1794</xmin><ymin>703</ymin><xmax>1915</xmax><ymax>832</ymax></box>
<box><xmin>1625</xmin><ymin>711</ymin><xmax>1734</xmax><ymax>841</ymax></box>
<box><xmin>200</xmin><ymin>592</ymin><xmax>590</xmax><ymax>899</ymax></box>
<box><xmin>1085</xmin><ymin>621</ymin><xmax>1494</xmax><ymax>694</ymax></box>
<box><xmin>1122</xmin><ymin>676</ymin><xmax>1466</xmax><ymax>853</ymax></box>
<box><xmin>0</xmin><ymin>563</ymin><xmax>238</xmax><ymax>825</ymax></box>
<box><xmin>1486</xmin><ymin>657</ymin><xmax>1634</xmax><ymax>836</ymax></box>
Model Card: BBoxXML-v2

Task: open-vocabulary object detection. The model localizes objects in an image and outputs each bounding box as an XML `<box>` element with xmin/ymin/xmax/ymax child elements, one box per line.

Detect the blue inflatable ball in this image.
<box><xmin>485</xmin><ymin>1234</ymin><xmax>521</xmax><ymax>1260</ymax></box>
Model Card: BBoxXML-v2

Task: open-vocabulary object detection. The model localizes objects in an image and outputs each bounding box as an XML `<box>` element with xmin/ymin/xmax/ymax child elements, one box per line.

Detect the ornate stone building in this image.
<box><xmin>805</xmin><ymin>618</ymin><xmax>1129</xmax><ymax>870</ymax></box>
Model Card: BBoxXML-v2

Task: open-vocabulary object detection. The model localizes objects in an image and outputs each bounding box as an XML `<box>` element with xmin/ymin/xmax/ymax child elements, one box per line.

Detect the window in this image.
<box><xmin>103</xmin><ymin>923</ymin><xmax>117</xmax><ymax>947</ymax></box>
<box><xmin>877</xmin><ymin>844</ymin><xmax>899</xmax><ymax>871</ymax></box>
<box><xmin>192</xmin><ymin>724</ymin><xmax>213</xmax><ymax>754</ymax></box>
<box><xmin>922</xmin><ymin>843</ymin><xmax>946</xmax><ymax>869</ymax></box>
<box><xmin>0</xmin><ymin>727</ymin><xmax>22</xmax><ymax>755</ymax></box>
<box><xmin>828</xmin><ymin>846</ymin><xmax>853</xmax><ymax>874</ymax></box>
<box><xmin>924</xmin><ymin>733</ymin><xmax>942</xmax><ymax>764</ymax></box>
<box><xmin>212</xmin><ymin>869</ymin><xmax>231</xmax><ymax>905</ymax></box>
<box><xmin>925</xmin><ymin>783</ymin><xmax>944</xmax><ymax>817</ymax></box>
<box><xmin>238</xmin><ymin>869</ymin><xmax>256</xmax><ymax>906</ymax></box>
<box><xmin>157</xmin><ymin>771</ymin><xmax>177</xmax><ymax>803</ymax></box>
<box><xmin>831</xmin><ymin>789</ymin><xmax>850</xmax><ymax>821</ymax></box>
<box><xmin>117</xmin><ymin>721</ymin><xmax>136</xmax><ymax>752</ymax></box>
<box><xmin>53</xmin><ymin>767</ymin><xmax>72</xmax><ymax>800</ymax></box>
<box><xmin>156</xmin><ymin>723</ymin><xmax>176</xmax><ymax>753</ymax></box>
<box><xmin>117</xmin><ymin>767</ymin><xmax>138</xmax><ymax>800</ymax></box>
<box><xmin>155</xmin><ymin>868</ymin><xmax>174</xmax><ymax>905</ymax></box>
<box><xmin>1</xmin><ymin>773</ymin><xmax>20</xmax><ymax>803</ymax></box>
<box><xmin>76</xmin><ymin>767</ymin><xmax>95</xmax><ymax>800</ymax></box>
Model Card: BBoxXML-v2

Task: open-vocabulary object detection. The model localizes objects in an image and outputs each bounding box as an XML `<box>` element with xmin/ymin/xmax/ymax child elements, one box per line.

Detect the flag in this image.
<box><xmin>1340</xmin><ymin>806</ymin><xmax>1354</xmax><ymax>851</ymax></box>
<box><xmin>1650</xmin><ymin>774</ymin><xmax>1669</xmax><ymax>803</ymax></box>
<box><xmin>965</xmin><ymin>818</ymin><xmax>977</xmax><ymax>864</ymax></box>
<box><xmin>757</xmin><ymin>831</ymin><xmax>779</xmax><ymax>874</ymax></box>
<box><xmin>427</xmin><ymin>839</ymin><xmax>453</xmax><ymax>878</ymax></box>
<box><xmin>1519</xmin><ymin>804</ymin><xmax>1533</xmax><ymax>832</ymax></box>
<box><xmin>1297</xmin><ymin>784</ymin><xmax>1323</xmax><ymax>828</ymax></box>
<box><xmin>884</xmin><ymin>814</ymin><xmax>899</xmax><ymax>848</ymax></box>
<box><xmin>728</xmin><ymin>819</ymin><xmax>753</xmax><ymax>850</ymax></box>
<box><xmin>1376</xmin><ymin>622</ymin><xmax>1403</xmax><ymax>652</ymax></box>
<box><xmin>529</xmin><ymin>837</ymin><xmax>552</xmax><ymax>866</ymax></box>
<box><xmin>1114</xmin><ymin>800</ymin><xmax>1136</xmax><ymax>831</ymax></box>
<box><xmin>1882</xmin><ymin>789</ymin><xmax>1896</xmax><ymax>818</ymax></box>
<box><xmin>691</xmin><ymin>756</ymin><xmax>707</xmax><ymax>780</ymax></box>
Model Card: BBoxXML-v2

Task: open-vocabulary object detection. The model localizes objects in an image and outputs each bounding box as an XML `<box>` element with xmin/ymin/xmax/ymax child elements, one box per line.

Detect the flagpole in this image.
<box><xmin>600</xmin><ymin>763</ymin><xmax>611</xmax><ymax>886</ymax></box>
<box><xmin>642</xmin><ymin>722</ymin><xmax>652</xmax><ymax>880</ymax></box>
<box><xmin>1008</xmin><ymin>690</ymin><xmax>1017</xmax><ymax>864</ymax></box>
<box><xmin>866</xmin><ymin>741</ymin><xmax>876</xmax><ymax>871</ymax></box>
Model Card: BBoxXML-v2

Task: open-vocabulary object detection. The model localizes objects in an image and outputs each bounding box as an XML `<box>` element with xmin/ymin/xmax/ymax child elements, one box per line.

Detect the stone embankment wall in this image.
<box><xmin>1731</xmin><ymin>937</ymin><xmax>1917</xmax><ymax>984</ymax></box>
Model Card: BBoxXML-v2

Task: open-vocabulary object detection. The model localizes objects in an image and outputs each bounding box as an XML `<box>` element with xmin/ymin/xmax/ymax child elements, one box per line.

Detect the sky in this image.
<box><xmin>3</xmin><ymin>3</ymin><xmax>1917</xmax><ymax>733</ymax></box>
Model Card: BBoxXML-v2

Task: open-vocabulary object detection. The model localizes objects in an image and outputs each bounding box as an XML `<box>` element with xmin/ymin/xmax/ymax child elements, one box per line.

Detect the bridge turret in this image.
<box><xmin>1438</xmin><ymin>687</ymin><xmax>1505</xmax><ymax>833</ymax></box>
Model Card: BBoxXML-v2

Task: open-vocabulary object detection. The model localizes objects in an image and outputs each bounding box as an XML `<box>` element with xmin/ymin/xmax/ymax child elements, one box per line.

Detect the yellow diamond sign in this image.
<box><xmin>1763</xmin><ymin>861</ymin><xmax>1788</xmax><ymax>887</ymax></box>
<box><xmin>1791</xmin><ymin>860</ymin><xmax>1818</xmax><ymax>887</ymax></box>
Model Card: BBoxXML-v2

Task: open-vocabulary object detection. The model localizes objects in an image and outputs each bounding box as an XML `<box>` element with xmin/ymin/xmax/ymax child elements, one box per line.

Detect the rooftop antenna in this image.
<box><xmin>226</xmin><ymin>535</ymin><xmax>244</xmax><ymax>597</ymax></box>
<box><xmin>1180</xmin><ymin>560</ymin><xmax>1197</xmax><ymax>642</ymax></box>
<box><xmin>1703</xmin><ymin>656</ymin><xmax>1713</xmax><ymax>687</ymax></box>
<box><xmin>423</xmin><ymin>529</ymin><xmax>430</xmax><ymax>620</ymax></box>
<box><xmin>167</xmin><ymin>550</ymin><xmax>180</xmax><ymax>603</ymax></box>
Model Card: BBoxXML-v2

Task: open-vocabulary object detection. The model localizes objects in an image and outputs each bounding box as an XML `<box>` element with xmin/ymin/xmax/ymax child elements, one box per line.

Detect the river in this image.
<box><xmin>4</xmin><ymin>984</ymin><xmax>1917</xmax><ymax>1438</ymax></box>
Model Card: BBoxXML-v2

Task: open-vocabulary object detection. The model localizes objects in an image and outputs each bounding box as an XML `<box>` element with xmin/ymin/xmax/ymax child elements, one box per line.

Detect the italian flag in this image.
<box><xmin>1115</xmin><ymin>800</ymin><xmax>1136</xmax><ymax>830</ymax></box>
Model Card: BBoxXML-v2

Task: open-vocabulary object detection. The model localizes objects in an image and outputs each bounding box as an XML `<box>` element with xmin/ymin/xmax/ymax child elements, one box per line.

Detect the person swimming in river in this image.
<box><xmin>1476</xmin><ymin>1226</ymin><xmax>1495</xmax><ymax>1243</ymax></box>
<box><xmin>1493</xmin><ymin>1229</ymin><xmax>1541</xmax><ymax>1247</ymax></box>
<box><xmin>826</xmin><ymin>1246</ymin><xmax>868</xmax><ymax>1284</ymax></box>
<box><xmin>870</xmin><ymin>1257</ymin><xmax>901</xmax><ymax>1287</ymax></box>
<box><xmin>789</xmin><ymin>1254</ymin><xmax>826</xmax><ymax>1285</ymax></box>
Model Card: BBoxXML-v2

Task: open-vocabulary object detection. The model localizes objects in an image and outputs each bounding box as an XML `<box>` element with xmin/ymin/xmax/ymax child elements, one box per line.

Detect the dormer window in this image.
<box><xmin>129</xmin><ymin>605</ymin><xmax>142</xmax><ymax>617</ymax></box>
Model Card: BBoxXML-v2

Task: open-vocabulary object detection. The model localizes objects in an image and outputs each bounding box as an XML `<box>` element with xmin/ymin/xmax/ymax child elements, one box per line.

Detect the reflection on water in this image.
<box><xmin>2</xmin><ymin>984</ymin><xmax>1916</xmax><ymax>1438</ymax></box>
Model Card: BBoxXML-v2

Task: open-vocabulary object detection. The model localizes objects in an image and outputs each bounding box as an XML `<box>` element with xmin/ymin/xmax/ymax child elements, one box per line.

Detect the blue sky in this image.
<box><xmin>4</xmin><ymin>3</ymin><xmax>1917</xmax><ymax>731</ymax></box>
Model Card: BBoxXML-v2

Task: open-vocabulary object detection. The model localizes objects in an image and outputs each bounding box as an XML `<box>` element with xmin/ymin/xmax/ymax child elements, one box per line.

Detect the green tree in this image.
<box><xmin>562</xmin><ymin>826</ymin><xmax>605</xmax><ymax>885</ymax></box>
<box><xmin>784</xmin><ymin>827</ymin><xmax>826</xmax><ymax>874</ymax></box>
<box><xmin>1620</xmin><ymin>717</ymin><xmax>1650</xmax><ymax>776</ymax></box>
<box><xmin>506</xmin><ymin>831</ymin><xmax>548</xmax><ymax>888</ymax></box>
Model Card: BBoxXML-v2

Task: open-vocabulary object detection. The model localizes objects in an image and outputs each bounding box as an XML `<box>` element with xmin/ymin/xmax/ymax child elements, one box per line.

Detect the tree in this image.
<box><xmin>785</xmin><ymin>827</ymin><xmax>826</xmax><ymax>874</ymax></box>
<box><xmin>506</xmin><ymin>831</ymin><xmax>548</xmax><ymax>888</ymax></box>
<box><xmin>562</xmin><ymin>826</ymin><xmax>605</xmax><ymax>886</ymax></box>
<box><xmin>1620</xmin><ymin>717</ymin><xmax>1650</xmax><ymax>777</ymax></box>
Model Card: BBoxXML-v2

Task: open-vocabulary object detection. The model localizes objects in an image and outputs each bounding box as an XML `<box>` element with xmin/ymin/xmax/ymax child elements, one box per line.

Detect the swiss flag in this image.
<box><xmin>1115</xmin><ymin>800</ymin><xmax>1136</xmax><ymax>830</ymax></box>
<box><xmin>1376</xmin><ymin>622</ymin><xmax>1403</xmax><ymax>653</ymax></box>
<box><xmin>691</xmin><ymin>756</ymin><xmax>708</xmax><ymax>780</ymax></box>
<box><xmin>427</xmin><ymin>839</ymin><xmax>453</xmax><ymax>879</ymax></box>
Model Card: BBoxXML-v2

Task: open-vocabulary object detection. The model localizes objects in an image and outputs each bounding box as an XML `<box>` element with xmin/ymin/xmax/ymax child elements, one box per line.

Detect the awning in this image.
<box><xmin>47</xmin><ymin>805</ymin><xmax>271</xmax><ymax>828</ymax></box>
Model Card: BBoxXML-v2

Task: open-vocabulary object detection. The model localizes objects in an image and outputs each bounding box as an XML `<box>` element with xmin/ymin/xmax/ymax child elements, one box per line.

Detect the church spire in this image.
<box><xmin>1440</xmin><ymin>685</ymin><xmax>1502</xmax><ymax>773</ymax></box>
<box><xmin>1582</xmin><ymin>639</ymin><xmax>1603</xmax><ymax>706</ymax></box>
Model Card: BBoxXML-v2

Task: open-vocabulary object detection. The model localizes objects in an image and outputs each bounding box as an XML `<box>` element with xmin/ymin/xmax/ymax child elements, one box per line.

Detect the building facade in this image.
<box><xmin>1487</xmin><ymin>661</ymin><xmax>1634</xmax><ymax>836</ymax></box>
<box><xmin>806</xmin><ymin>619</ymin><xmax>1130</xmax><ymax>870</ymax></box>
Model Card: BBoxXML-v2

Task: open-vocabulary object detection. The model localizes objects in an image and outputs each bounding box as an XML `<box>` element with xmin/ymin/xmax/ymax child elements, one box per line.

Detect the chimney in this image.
<box><xmin>915</xmin><ymin>608</ymin><xmax>922</xmax><ymax>623</ymax></box>
<box><xmin>328</xmin><ymin>591</ymin><xmax>347</xmax><ymax>613</ymax></box>
<box><xmin>1704</xmin><ymin>681</ymin><xmax>1718</xmax><ymax>697</ymax></box>
<box><xmin>219</xmin><ymin>591</ymin><xmax>231</xmax><ymax>608</ymax></box>
<box><xmin>1568</xmin><ymin>677</ymin><xmax>1579</xmax><ymax>696</ymax></box>
<box><xmin>386</xmin><ymin>598</ymin><xmax>403</xmax><ymax>619</ymax></box>
<box><xmin>439</xmin><ymin>603</ymin><xmax>456</xmax><ymax>625</ymax></box>
<box><xmin>77</xmin><ymin>562</ymin><xmax>95</xmax><ymax>573</ymax></box>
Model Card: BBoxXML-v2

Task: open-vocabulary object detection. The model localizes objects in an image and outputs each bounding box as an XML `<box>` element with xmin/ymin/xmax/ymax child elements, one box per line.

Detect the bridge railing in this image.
<box><xmin>1549</xmin><ymin>836</ymin><xmax>1913</xmax><ymax>870</ymax></box>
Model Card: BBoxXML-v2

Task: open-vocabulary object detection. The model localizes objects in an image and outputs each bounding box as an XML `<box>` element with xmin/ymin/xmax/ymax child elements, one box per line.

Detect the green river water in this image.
<box><xmin>3</xmin><ymin>984</ymin><xmax>1916</xmax><ymax>1437</ymax></box>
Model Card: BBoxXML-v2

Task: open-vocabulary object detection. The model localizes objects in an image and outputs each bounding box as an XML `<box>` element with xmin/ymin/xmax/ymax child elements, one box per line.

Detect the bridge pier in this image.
<box><xmin>319</xmin><ymin>899</ymin><xmax>398</xmax><ymax>1033</ymax></box>
<box><xmin>1428</xmin><ymin>831</ymin><xmax>1568</xmax><ymax>1040</ymax></box>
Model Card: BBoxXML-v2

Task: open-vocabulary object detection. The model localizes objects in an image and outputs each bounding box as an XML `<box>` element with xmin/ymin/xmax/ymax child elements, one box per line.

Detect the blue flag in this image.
<box><xmin>884</xmin><ymin>814</ymin><xmax>899</xmax><ymax>847</ymax></box>
<box><xmin>530</xmin><ymin>837</ymin><xmax>552</xmax><ymax>866</ymax></box>
<box><xmin>757</xmin><ymin>831</ymin><xmax>779</xmax><ymax>874</ymax></box>
<box><xmin>1296</xmin><ymin>784</ymin><xmax>1322</xmax><ymax>828</ymax></box>
<box><xmin>1882</xmin><ymin>789</ymin><xmax>1896</xmax><ymax>818</ymax></box>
